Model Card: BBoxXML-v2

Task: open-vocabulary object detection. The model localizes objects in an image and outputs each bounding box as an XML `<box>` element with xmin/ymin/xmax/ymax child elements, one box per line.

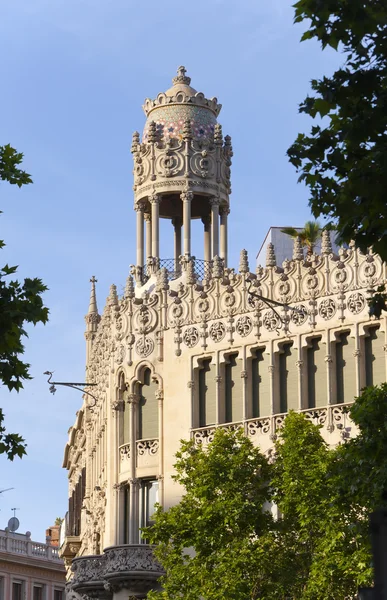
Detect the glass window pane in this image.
<box><xmin>146</xmin><ymin>480</ymin><xmax>159</xmax><ymax>525</ymax></box>
<box><xmin>12</xmin><ymin>583</ymin><xmax>22</xmax><ymax>600</ymax></box>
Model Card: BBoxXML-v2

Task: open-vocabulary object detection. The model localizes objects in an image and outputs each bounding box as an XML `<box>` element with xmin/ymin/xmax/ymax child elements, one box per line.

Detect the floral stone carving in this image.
<box><xmin>263</xmin><ymin>310</ymin><xmax>281</xmax><ymax>332</ymax></box>
<box><xmin>318</xmin><ymin>298</ymin><xmax>337</xmax><ymax>320</ymax></box>
<box><xmin>290</xmin><ymin>304</ymin><xmax>308</xmax><ymax>326</ymax></box>
<box><xmin>183</xmin><ymin>327</ymin><xmax>199</xmax><ymax>348</ymax></box>
<box><xmin>235</xmin><ymin>315</ymin><xmax>253</xmax><ymax>337</ymax></box>
<box><xmin>135</xmin><ymin>337</ymin><xmax>154</xmax><ymax>357</ymax></box>
<box><xmin>347</xmin><ymin>292</ymin><xmax>365</xmax><ymax>314</ymax></box>
<box><xmin>209</xmin><ymin>321</ymin><xmax>226</xmax><ymax>342</ymax></box>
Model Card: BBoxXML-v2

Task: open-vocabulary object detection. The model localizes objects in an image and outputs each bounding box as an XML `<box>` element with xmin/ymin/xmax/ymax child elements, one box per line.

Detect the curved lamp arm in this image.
<box><xmin>43</xmin><ymin>371</ymin><xmax>98</xmax><ymax>408</ymax></box>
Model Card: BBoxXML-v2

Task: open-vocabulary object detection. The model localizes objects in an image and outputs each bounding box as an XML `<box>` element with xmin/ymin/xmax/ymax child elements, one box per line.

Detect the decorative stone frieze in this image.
<box><xmin>69</xmin><ymin>546</ymin><xmax>164</xmax><ymax>599</ymax></box>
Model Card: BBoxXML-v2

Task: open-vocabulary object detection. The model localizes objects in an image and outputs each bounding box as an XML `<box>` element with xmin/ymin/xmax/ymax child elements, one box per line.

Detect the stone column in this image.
<box><xmin>219</xmin><ymin>206</ymin><xmax>229</xmax><ymax>267</ymax></box>
<box><xmin>210</xmin><ymin>198</ymin><xmax>220</xmax><ymax>258</ymax></box>
<box><xmin>135</xmin><ymin>202</ymin><xmax>145</xmax><ymax>269</ymax></box>
<box><xmin>202</xmin><ymin>216</ymin><xmax>211</xmax><ymax>261</ymax></box>
<box><xmin>144</xmin><ymin>212</ymin><xmax>152</xmax><ymax>260</ymax></box>
<box><xmin>156</xmin><ymin>389</ymin><xmax>164</xmax><ymax>507</ymax></box>
<box><xmin>128</xmin><ymin>393</ymin><xmax>139</xmax><ymax>544</ymax></box>
<box><xmin>172</xmin><ymin>217</ymin><xmax>182</xmax><ymax>272</ymax></box>
<box><xmin>150</xmin><ymin>194</ymin><xmax>160</xmax><ymax>260</ymax></box>
<box><xmin>181</xmin><ymin>191</ymin><xmax>193</xmax><ymax>257</ymax></box>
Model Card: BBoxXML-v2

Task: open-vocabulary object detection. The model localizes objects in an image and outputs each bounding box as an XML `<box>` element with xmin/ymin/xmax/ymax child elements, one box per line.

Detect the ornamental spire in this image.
<box><xmin>88</xmin><ymin>276</ymin><xmax>98</xmax><ymax>316</ymax></box>
<box><xmin>266</xmin><ymin>243</ymin><xmax>277</xmax><ymax>268</ymax></box>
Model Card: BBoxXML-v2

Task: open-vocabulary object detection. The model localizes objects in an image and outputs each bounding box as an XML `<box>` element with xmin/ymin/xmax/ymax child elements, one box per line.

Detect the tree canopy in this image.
<box><xmin>0</xmin><ymin>144</ymin><xmax>48</xmax><ymax>460</ymax></box>
<box><xmin>281</xmin><ymin>220</ymin><xmax>321</xmax><ymax>255</ymax></box>
<box><xmin>145</xmin><ymin>385</ymin><xmax>387</xmax><ymax>599</ymax></box>
<box><xmin>288</xmin><ymin>0</ymin><xmax>387</xmax><ymax>260</ymax></box>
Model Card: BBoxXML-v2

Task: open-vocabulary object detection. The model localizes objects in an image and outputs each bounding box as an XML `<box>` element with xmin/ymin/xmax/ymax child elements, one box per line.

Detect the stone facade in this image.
<box><xmin>0</xmin><ymin>528</ymin><xmax>65</xmax><ymax>600</ymax></box>
<box><xmin>61</xmin><ymin>68</ymin><xmax>387</xmax><ymax>600</ymax></box>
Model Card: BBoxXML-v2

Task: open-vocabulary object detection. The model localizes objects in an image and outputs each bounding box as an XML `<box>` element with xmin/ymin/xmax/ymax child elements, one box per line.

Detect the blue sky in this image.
<box><xmin>0</xmin><ymin>0</ymin><xmax>341</xmax><ymax>541</ymax></box>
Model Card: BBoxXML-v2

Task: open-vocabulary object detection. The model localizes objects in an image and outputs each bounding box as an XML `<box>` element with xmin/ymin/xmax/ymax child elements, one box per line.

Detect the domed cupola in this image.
<box><xmin>131</xmin><ymin>67</ymin><xmax>233</xmax><ymax>285</ymax></box>
<box><xmin>142</xmin><ymin>66</ymin><xmax>221</xmax><ymax>142</ymax></box>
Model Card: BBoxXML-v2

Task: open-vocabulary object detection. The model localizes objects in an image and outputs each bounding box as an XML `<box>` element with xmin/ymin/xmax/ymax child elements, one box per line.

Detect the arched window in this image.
<box><xmin>138</xmin><ymin>368</ymin><xmax>159</xmax><ymax>440</ymax></box>
<box><xmin>118</xmin><ymin>373</ymin><xmax>130</xmax><ymax>445</ymax></box>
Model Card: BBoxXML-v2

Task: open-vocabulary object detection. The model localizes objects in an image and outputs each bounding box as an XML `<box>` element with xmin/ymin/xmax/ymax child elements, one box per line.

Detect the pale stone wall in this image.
<box><xmin>62</xmin><ymin>240</ymin><xmax>386</xmax><ymax>567</ymax></box>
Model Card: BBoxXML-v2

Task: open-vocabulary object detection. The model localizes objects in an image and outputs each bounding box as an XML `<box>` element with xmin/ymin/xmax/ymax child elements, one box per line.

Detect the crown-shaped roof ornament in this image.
<box><xmin>142</xmin><ymin>66</ymin><xmax>222</xmax><ymax>118</ymax></box>
<box><xmin>172</xmin><ymin>66</ymin><xmax>191</xmax><ymax>86</ymax></box>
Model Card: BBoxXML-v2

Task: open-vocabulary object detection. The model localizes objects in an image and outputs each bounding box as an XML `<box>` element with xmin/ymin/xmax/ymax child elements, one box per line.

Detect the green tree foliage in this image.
<box><xmin>146</xmin><ymin>385</ymin><xmax>387</xmax><ymax>598</ymax></box>
<box><xmin>144</xmin><ymin>429</ymin><xmax>282</xmax><ymax>600</ymax></box>
<box><xmin>287</xmin><ymin>0</ymin><xmax>387</xmax><ymax>259</ymax></box>
<box><xmin>0</xmin><ymin>144</ymin><xmax>48</xmax><ymax>460</ymax></box>
<box><xmin>281</xmin><ymin>220</ymin><xmax>321</xmax><ymax>255</ymax></box>
<box><xmin>0</xmin><ymin>144</ymin><xmax>32</xmax><ymax>187</ymax></box>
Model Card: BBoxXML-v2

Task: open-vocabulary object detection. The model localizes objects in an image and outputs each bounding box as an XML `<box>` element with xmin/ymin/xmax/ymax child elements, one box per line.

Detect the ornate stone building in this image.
<box><xmin>0</xmin><ymin>528</ymin><xmax>65</xmax><ymax>600</ymax></box>
<box><xmin>62</xmin><ymin>68</ymin><xmax>387</xmax><ymax>599</ymax></box>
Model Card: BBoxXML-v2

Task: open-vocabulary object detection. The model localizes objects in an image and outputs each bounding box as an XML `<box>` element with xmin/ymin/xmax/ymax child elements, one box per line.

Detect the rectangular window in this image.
<box><xmin>140</xmin><ymin>479</ymin><xmax>159</xmax><ymax>543</ymax></box>
<box><xmin>54</xmin><ymin>590</ymin><xmax>64</xmax><ymax>600</ymax></box>
<box><xmin>12</xmin><ymin>582</ymin><xmax>23</xmax><ymax>600</ymax></box>
<box><xmin>365</xmin><ymin>326</ymin><xmax>385</xmax><ymax>387</ymax></box>
<box><xmin>335</xmin><ymin>331</ymin><xmax>356</xmax><ymax>403</ymax></box>
<box><xmin>33</xmin><ymin>585</ymin><xmax>46</xmax><ymax>600</ymax></box>
<box><xmin>279</xmin><ymin>343</ymin><xmax>297</xmax><ymax>413</ymax></box>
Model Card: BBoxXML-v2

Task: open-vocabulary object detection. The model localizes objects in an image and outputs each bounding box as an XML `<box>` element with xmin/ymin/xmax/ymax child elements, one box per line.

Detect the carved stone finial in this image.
<box><xmin>172</xmin><ymin>66</ymin><xmax>191</xmax><ymax>86</ymax></box>
<box><xmin>224</xmin><ymin>135</ymin><xmax>233</xmax><ymax>154</ymax></box>
<box><xmin>108</xmin><ymin>284</ymin><xmax>119</xmax><ymax>306</ymax></box>
<box><xmin>156</xmin><ymin>267</ymin><xmax>169</xmax><ymax>292</ymax></box>
<box><xmin>88</xmin><ymin>276</ymin><xmax>98</xmax><ymax>315</ymax></box>
<box><xmin>186</xmin><ymin>258</ymin><xmax>197</xmax><ymax>285</ymax></box>
<box><xmin>239</xmin><ymin>249</ymin><xmax>249</xmax><ymax>274</ymax></box>
<box><xmin>266</xmin><ymin>242</ymin><xmax>277</xmax><ymax>267</ymax></box>
<box><xmin>293</xmin><ymin>236</ymin><xmax>304</xmax><ymax>261</ymax></box>
<box><xmin>212</xmin><ymin>256</ymin><xmax>224</xmax><ymax>279</ymax></box>
<box><xmin>321</xmin><ymin>229</ymin><xmax>333</xmax><ymax>255</ymax></box>
<box><xmin>125</xmin><ymin>274</ymin><xmax>135</xmax><ymax>299</ymax></box>
<box><xmin>131</xmin><ymin>131</ymin><xmax>140</xmax><ymax>153</ymax></box>
<box><xmin>148</xmin><ymin>121</ymin><xmax>157</xmax><ymax>143</ymax></box>
<box><xmin>214</xmin><ymin>123</ymin><xmax>223</xmax><ymax>145</ymax></box>
<box><xmin>182</xmin><ymin>119</ymin><xmax>193</xmax><ymax>140</ymax></box>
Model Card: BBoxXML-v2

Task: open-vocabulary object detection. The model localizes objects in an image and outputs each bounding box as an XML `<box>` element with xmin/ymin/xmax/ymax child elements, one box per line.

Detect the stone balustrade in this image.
<box><xmin>0</xmin><ymin>529</ymin><xmax>62</xmax><ymax>562</ymax></box>
<box><xmin>192</xmin><ymin>402</ymin><xmax>356</xmax><ymax>450</ymax></box>
<box><xmin>70</xmin><ymin>545</ymin><xmax>164</xmax><ymax>599</ymax></box>
<box><xmin>119</xmin><ymin>439</ymin><xmax>160</xmax><ymax>473</ymax></box>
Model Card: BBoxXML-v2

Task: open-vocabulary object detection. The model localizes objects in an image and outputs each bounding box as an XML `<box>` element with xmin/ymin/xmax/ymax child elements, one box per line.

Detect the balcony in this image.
<box><xmin>70</xmin><ymin>544</ymin><xmax>164</xmax><ymax>599</ymax></box>
<box><xmin>192</xmin><ymin>403</ymin><xmax>356</xmax><ymax>452</ymax></box>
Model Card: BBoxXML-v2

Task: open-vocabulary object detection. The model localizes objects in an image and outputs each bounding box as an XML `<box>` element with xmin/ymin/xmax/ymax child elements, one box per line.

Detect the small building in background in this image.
<box><xmin>0</xmin><ymin>526</ymin><xmax>66</xmax><ymax>600</ymax></box>
<box><xmin>256</xmin><ymin>226</ymin><xmax>340</xmax><ymax>268</ymax></box>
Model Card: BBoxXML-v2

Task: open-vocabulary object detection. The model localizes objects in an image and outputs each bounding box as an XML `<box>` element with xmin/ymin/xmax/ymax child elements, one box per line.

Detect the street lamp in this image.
<box><xmin>43</xmin><ymin>371</ymin><xmax>98</xmax><ymax>408</ymax></box>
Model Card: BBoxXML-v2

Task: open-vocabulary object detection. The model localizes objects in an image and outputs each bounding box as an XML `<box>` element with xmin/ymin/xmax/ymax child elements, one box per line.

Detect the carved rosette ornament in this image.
<box><xmin>263</xmin><ymin>310</ymin><xmax>281</xmax><ymax>332</ymax></box>
<box><xmin>347</xmin><ymin>292</ymin><xmax>366</xmax><ymax>314</ymax></box>
<box><xmin>236</xmin><ymin>315</ymin><xmax>253</xmax><ymax>337</ymax></box>
<box><xmin>290</xmin><ymin>304</ymin><xmax>308</xmax><ymax>326</ymax></box>
<box><xmin>183</xmin><ymin>327</ymin><xmax>199</xmax><ymax>348</ymax></box>
<box><xmin>209</xmin><ymin>321</ymin><xmax>226</xmax><ymax>342</ymax></box>
<box><xmin>318</xmin><ymin>298</ymin><xmax>337</xmax><ymax>320</ymax></box>
<box><xmin>135</xmin><ymin>337</ymin><xmax>154</xmax><ymax>357</ymax></box>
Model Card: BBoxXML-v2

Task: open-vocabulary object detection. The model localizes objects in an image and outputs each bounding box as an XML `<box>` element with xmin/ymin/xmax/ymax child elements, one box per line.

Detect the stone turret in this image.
<box><xmin>84</xmin><ymin>276</ymin><xmax>100</xmax><ymax>366</ymax></box>
<box><xmin>131</xmin><ymin>67</ymin><xmax>233</xmax><ymax>284</ymax></box>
